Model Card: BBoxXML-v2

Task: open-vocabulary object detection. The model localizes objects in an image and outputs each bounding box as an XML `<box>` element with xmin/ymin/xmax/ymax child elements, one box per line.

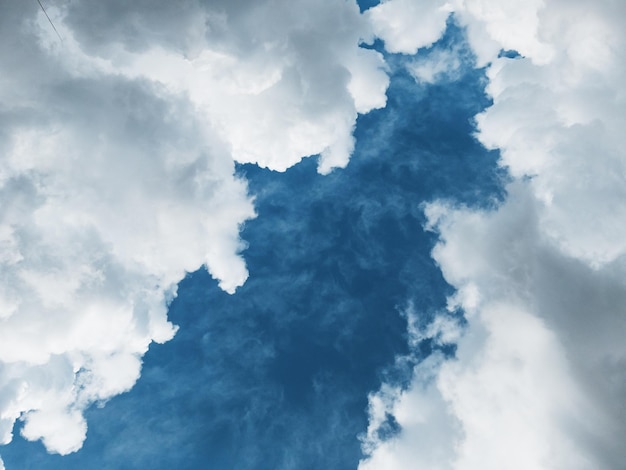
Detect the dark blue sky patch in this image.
<box><xmin>2</xmin><ymin>23</ymin><xmax>506</xmax><ymax>470</ymax></box>
<box><xmin>498</xmin><ymin>49</ymin><xmax>523</xmax><ymax>59</ymax></box>
<box><xmin>373</xmin><ymin>412</ymin><xmax>402</xmax><ymax>442</ymax></box>
<box><xmin>356</xmin><ymin>0</ymin><xmax>381</xmax><ymax>13</ymax></box>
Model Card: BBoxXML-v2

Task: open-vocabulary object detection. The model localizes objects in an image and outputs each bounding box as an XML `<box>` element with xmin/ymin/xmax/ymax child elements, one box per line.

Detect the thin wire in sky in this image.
<box><xmin>36</xmin><ymin>0</ymin><xmax>63</xmax><ymax>43</ymax></box>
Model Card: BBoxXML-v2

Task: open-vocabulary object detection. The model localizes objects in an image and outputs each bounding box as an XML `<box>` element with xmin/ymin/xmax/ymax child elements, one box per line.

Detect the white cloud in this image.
<box><xmin>0</xmin><ymin>0</ymin><xmax>388</xmax><ymax>461</ymax></box>
<box><xmin>57</xmin><ymin>0</ymin><xmax>389</xmax><ymax>174</ymax></box>
<box><xmin>366</xmin><ymin>0</ymin><xmax>453</xmax><ymax>54</ymax></box>
<box><xmin>360</xmin><ymin>353</ymin><xmax>460</xmax><ymax>470</ymax></box>
<box><xmin>456</xmin><ymin>0</ymin><xmax>554</xmax><ymax>66</ymax></box>
<box><xmin>0</xmin><ymin>54</ymin><xmax>251</xmax><ymax>463</ymax></box>
<box><xmin>406</xmin><ymin>45</ymin><xmax>465</xmax><ymax>83</ymax></box>
<box><xmin>361</xmin><ymin>0</ymin><xmax>626</xmax><ymax>468</ymax></box>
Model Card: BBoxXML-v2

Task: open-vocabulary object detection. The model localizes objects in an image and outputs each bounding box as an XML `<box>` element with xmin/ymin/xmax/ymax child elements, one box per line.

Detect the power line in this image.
<box><xmin>36</xmin><ymin>0</ymin><xmax>63</xmax><ymax>43</ymax></box>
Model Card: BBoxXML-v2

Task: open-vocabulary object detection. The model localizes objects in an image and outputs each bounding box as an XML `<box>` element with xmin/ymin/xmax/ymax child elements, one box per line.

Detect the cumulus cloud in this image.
<box><xmin>360</xmin><ymin>307</ymin><xmax>463</xmax><ymax>470</ymax></box>
<box><xmin>1</xmin><ymin>0</ymin><xmax>386</xmax><ymax>461</ymax></box>
<box><xmin>366</xmin><ymin>0</ymin><xmax>452</xmax><ymax>54</ymax></box>
<box><xmin>361</xmin><ymin>0</ymin><xmax>626</xmax><ymax>468</ymax></box>
<box><xmin>58</xmin><ymin>0</ymin><xmax>389</xmax><ymax>173</ymax></box>
<box><xmin>0</xmin><ymin>2</ymin><xmax>254</xmax><ymax>456</ymax></box>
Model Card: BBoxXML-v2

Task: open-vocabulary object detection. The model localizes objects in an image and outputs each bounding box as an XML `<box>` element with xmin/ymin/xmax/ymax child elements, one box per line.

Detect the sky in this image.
<box><xmin>0</xmin><ymin>1</ymin><xmax>624</xmax><ymax>469</ymax></box>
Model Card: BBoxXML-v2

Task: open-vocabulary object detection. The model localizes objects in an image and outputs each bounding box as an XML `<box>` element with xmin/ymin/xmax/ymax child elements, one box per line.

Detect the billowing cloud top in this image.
<box><xmin>3</xmin><ymin>0</ymin><xmax>626</xmax><ymax>468</ymax></box>
<box><xmin>0</xmin><ymin>0</ymin><xmax>388</xmax><ymax>464</ymax></box>
<box><xmin>60</xmin><ymin>0</ymin><xmax>389</xmax><ymax>173</ymax></box>
<box><xmin>360</xmin><ymin>0</ymin><xmax>626</xmax><ymax>469</ymax></box>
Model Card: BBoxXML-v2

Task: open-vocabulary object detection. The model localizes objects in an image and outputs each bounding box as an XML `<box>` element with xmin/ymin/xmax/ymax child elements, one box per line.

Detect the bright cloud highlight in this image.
<box><xmin>3</xmin><ymin>0</ymin><xmax>625</xmax><ymax>468</ymax></box>
<box><xmin>0</xmin><ymin>0</ymin><xmax>388</xmax><ymax>464</ymax></box>
<box><xmin>60</xmin><ymin>0</ymin><xmax>389</xmax><ymax>173</ymax></box>
<box><xmin>360</xmin><ymin>0</ymin><xmax>626</xmax><ymax>469</ymax></box>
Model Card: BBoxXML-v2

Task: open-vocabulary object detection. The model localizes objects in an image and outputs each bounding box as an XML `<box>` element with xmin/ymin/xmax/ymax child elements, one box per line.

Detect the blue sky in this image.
<box><xmin>1</xmin><ymin>1</ymin><xmax>625</xmax><ymax>470</ymax></box>
<box><xmin>2</xmin><ymin>22</ymin><xmax>505</xmax><ymax>469</ymax></box>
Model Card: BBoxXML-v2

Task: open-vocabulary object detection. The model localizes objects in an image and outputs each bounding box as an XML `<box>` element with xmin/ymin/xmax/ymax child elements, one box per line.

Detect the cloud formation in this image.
<box><xmin>0</xmin><ymin>2</ymin><xmax>254</xmax><ymax>459</ymax></box>
<box><xmin>0</xmin><ymin>0</ymin><xmax>387</xmax><ymax>465</ymax></box>
<box><xmin>361</xmin><ymin>0</ymin><xmax>626</xmax><ymax>468</ymax></box>
<box><xmin>1</xmin><ymin>22</ymin><xmax>503</xmax><ymax>467</ymax></box>
<box><xmin>60</xmin><ymin>0</ymin><xmax>389</xmax><ymax>173</ymax></box>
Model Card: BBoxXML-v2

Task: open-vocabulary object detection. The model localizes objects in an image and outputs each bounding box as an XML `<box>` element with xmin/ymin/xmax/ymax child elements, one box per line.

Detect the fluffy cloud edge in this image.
<box><xmin>360</xmin><ymin>0</ymin><xmax>626</xmax><ymax>468</ymax></box>
<box><xmin>0</xmin><ymin>0</ymin><xmax>391</xmax><ymax>460</ymax></box>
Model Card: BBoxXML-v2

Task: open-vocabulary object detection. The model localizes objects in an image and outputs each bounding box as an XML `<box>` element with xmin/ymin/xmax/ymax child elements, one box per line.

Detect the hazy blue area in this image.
<box><xmin>3</xmin><ymin>23</ymin><xmax>506</xmax><ymax>470</ymax></box>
